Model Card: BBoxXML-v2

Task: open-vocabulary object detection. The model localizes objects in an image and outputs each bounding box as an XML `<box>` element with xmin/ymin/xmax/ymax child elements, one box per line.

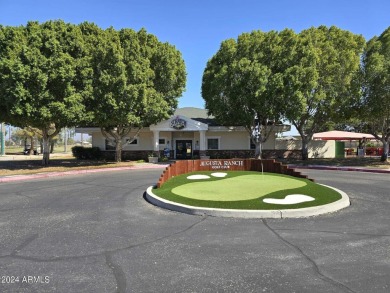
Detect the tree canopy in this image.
<box><xmin>0</xmin><ymin>21</ymin><xmax>186</xmax><ymax>163</ymax></box>
<box><xmin>202</xmin><ymin>26</ymin><xmax>365</xmax><ymax>160</ymax></box>
<box><xmin>280</xmin><ymin>26</ymin><xmax>365</xmax><ymax>159</ymax></box>
<box><xmin>80</xmin><ymin>23</ymin><xmax>186</xmax><ymax>161</ymax></box>
<box><xmin>0</xmin><ymin>20</ymin><xmax>92</xmax><ymax>165</ymax></box>
<box><xmin>202</xmin><ymin>30</ymin><xmax>295</xmax><ymax>158</ymax></box>
<box><xmin>361</xmin><ymin>27</ymin><xmax>390</xmax><ymax>161</ymax></box>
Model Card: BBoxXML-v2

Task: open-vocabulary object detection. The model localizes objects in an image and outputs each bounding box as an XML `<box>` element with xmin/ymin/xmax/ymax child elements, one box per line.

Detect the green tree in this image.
<box><xmin>361</xmin><ymin>27</ymin><xmax>390</xmax><ymax>161</ymax></box>
<box><xmin>283</xmin><ymin>26</ymin><xmax>365</xmax><ymax>159</ymax></box>
<box><xmin>202</xmin><ymin>30</ymin><xmax>295</xmax><ymax>158</ymax></box>
<box><xmin>0</xmin><ymin>21</ymin><xmax>92</xmax><ymax>165</ymax></box>
<box><xmin>80</xmin><ymin>24</ymin><xmax>186</xmax><ymax>162</ymax></box>
<box><xmin>13</xmin><ymin>126</ymin><xmax>40</xmax><ymax>154</ymax></box>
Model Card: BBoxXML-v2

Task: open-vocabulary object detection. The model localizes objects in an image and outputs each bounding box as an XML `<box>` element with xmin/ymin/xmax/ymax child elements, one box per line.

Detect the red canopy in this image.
<box><xmin>313</xmin><ymin>130</ymin><xmax>375</xmax><ymax>140</ymax></box>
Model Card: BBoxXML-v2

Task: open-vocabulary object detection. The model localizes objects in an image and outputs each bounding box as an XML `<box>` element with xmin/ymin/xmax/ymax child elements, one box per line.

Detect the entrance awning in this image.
<box><xmin>313</xmin><ymin>130</ymin><xmax>375</xmax><ymax>140</ymax></box>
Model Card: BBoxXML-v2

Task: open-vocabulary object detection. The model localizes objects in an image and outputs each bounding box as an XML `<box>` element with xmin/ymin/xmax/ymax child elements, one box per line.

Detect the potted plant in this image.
<box><xmin>148</xmin><ymin>153</ymin><xmax>159</xmax><ymax>163</ymax></box>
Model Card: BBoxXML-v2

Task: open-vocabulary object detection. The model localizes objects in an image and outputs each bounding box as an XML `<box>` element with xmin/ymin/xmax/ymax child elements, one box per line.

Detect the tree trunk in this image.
<box><xmin>29</xmin><ymin>137</ymin><xmax>35</xmax><ymax>155</ymax></box>
<box><xmin>115</xmin><ymin>139</ymin><xmax>122</xmax><ymax>162</ymax></box>
<box><xmin>41</xmin><ymin>126</ymin><xmax>61</xmax><ymax>165</ymax></box>
<box><xmin>42</xmin><ymin>134</ymin><xmax>51</xmax><ymax>166</ymax></box>
<box><xmin>50</xmin><ymin>140</ymin><xmax>55</xmax><ymax>153</ymax></box>
<box><xmin>255</xmin><ymin>141</ymin><xmax>262</xmax><ymax>159</ymax></box>
<box><xmin>301</xmin><ymin>138</ymin><xmax>309</xmax><ymax>160</ymax></box>
<box><xmin>380</xmin><ymin>140</ymin><xmax>389</xmax><ymax>162</ymax></box>
<box><xmin>295</xmin><ymin>123</ymin><xmax>312</xmax><ymax>161</ymax></box>
<box><xmin>101</xmin><ymin>126</ymin><xmax>135</xmax><ymax>163</ymax></box>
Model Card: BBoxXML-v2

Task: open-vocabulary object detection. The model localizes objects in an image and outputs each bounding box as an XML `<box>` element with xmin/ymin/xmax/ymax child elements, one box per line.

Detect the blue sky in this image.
<box><xmin>1</xmin><ymin>0</ymin><xmax>389</xmax><ymax>111</ymax></box>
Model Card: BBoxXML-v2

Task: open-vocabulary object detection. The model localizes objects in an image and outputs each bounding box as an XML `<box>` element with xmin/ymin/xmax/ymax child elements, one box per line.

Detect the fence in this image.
<box><xmin>156</xmin><ymin>159</ymin><xmax>313</xmax><ymax>188</ymax></box>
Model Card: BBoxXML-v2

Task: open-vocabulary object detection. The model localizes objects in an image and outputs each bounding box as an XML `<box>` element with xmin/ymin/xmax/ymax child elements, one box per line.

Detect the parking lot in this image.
<box><xmin>0</xmin><ymin>168</ymin><xmax>389</xmax><ymax>292</ymax></box>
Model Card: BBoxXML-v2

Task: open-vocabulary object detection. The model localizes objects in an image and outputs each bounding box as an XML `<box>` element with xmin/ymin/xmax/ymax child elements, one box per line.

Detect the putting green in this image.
<box><xmin>172</xmin><ymin>174</ymin><xmax>307</xmax><ymax>201</ymax></box>
<box><xmin>154</xmin><ymin>171</ymin><xmax>342</xmax><ymax>210</ymax></box>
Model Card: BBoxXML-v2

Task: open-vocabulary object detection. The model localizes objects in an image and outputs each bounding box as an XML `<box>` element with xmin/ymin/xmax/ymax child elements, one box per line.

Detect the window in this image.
<box><xmin>106</xmin><ymin>138</ymin><xmax>138</xmax><ymax>150</ymax></box>
<box><xmin>105</xmin><ymin>139</ymin><xmax>115</xmax><ymax>150</ymax></box>
<box><xmin>207</xmin><ymin>138</ymin><xmax>219</xmax><ymax>150</ymax></box>
<box><xmin>159</xmin><ymin>138</ymin><xmax>166</xmax><ymax>145</ymax></box>
<box><xmin>250</xmin><ymin>138</ymin><xmax>256</xmax><ymax>149</ymax></box>
<box><xmin>126</xmin><ymin>138</ymin><xmax>138</xmax><ymax>145</ymax></box>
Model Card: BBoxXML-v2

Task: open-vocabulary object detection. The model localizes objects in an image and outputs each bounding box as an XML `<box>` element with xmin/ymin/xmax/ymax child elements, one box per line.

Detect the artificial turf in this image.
<box><xmin>153</xmin><ymin>171</ymin><xmax>342</xmax><ymax>210</ymax></box>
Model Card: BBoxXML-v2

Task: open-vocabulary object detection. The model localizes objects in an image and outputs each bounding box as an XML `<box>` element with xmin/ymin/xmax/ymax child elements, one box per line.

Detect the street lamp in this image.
<box><xmin>252</xmin><ymin>114</ymin><xmax>260</xmax><ymax>144</ymax></box>
<box><xmin>0</xmin><ymin>123</ymin><xmax>5</xmax><ymax>156</ymax></box>
<box><xmin>252</xmin><ymin>114</ymin><xmax>263</xmax><ymax>174</ymax></box>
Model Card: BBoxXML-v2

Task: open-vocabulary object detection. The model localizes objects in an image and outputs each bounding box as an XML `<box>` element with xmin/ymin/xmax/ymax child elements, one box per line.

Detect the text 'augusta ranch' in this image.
<box><xmin>199</xmin><ymin>160</ymin><xmax>244</xmax><ymax>169</ymax></box>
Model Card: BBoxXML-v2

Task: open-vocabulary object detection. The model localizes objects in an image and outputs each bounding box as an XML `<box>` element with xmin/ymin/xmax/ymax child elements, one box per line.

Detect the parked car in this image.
<box><xmin>23</xmin><ymin>145</ymin><xmax>41</xmax><ymax>155</ymax></box>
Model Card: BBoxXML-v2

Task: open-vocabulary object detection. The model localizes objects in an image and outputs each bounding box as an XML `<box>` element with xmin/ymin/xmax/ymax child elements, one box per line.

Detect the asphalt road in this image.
<box><xmin>0</xmin><ymin>169</ymin><xmax>389</xmax><ymax>293</ymax></box>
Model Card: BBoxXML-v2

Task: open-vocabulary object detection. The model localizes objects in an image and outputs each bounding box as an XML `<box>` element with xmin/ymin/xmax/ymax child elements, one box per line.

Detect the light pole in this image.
<box><xmin>252</xmin><ymin>114</ymin><xmax>261</xmax><ymax>157</ymax></box>
<box><xmin>253</xmin><ymin>115</ymin><xmax>260</xmax><ymax>144</ymax></box>
<box><xmin>63</xmin><ymin>127</ymin><xmax>68</xmax><ymax>153</ymax></box>
<box><xmin>0</xmin><ymin>123</ymin><xmax>5</xmax><ymax>156</ymax></box>
<box><xmin>252</xmin><ymin>114</ymin><xmax>263</xmax><ymax>174</ymax></box>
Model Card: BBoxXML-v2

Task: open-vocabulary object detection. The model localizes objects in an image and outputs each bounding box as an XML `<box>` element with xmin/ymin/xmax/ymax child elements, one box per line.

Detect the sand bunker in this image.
<box><xmin>187</xmin><ymin>175</ymin><xmax>211</xmax><ymax>180</ymax></box>
<box><xmin>263</xmin><ymin>194</ymin><xmax>315</xmax><ymax>205</ymax></box>
<box><xmin>211</xmin><ymin>172</ymin><xmax>227</xmax><ymax>178</ymax></box>
<box><xmin>187</xmin><ymin>172</ymin><xmax>227</xmax><ymax>180</ymax></box>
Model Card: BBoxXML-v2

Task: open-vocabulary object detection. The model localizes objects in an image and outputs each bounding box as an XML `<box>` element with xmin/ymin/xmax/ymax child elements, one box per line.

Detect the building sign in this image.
<box><xmin>199</xmin><ymin>160</ymin><xmax>244</xmax><ymax>170</ymax></box>
<box><xmin>170</xmin><ymin>116</ymin><xmax>187</xmax><ymax>130</ymax></box>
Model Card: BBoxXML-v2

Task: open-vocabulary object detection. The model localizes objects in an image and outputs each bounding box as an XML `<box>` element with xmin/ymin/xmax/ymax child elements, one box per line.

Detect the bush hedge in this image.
<box><xmin>71</xmin><ymin>146</ymin><xmax>102</xmax><ymax>160</ymax></box>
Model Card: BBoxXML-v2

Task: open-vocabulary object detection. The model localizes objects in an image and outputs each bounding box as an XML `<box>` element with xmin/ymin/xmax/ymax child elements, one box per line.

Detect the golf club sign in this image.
<box><xmin>199</xmin><ymin>159</ymin><xmax>245</xmax><ymax>170</ymax></box>
<box><xmin>157</xmin><ymin>159</ymin><xmax>311</xmax><ymax>188</ymax></box>
<box><xmin>170</xmin><ymin>116</ymin><xmax>187</xmax><ymax>130</ymax></box>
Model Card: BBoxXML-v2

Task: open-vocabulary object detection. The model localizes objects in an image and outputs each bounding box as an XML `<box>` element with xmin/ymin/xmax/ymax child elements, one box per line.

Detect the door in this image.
<box><xmin>176</xmin><ymin>140</ymin><xmax>192</xmax><ymax>159</ymax></box>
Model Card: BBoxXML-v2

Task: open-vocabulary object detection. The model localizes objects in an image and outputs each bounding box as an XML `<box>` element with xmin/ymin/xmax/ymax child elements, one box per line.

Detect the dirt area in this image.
<box><xmin>0</xmin><ymin>154</ymin><xmax>138</xmax><ymax>176</ymax></box>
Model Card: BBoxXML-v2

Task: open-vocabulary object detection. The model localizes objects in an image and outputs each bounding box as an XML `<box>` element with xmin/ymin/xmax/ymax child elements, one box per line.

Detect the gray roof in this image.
<box><xmin>174</xmin><ymin>107</ymin><xmax>218</xmax><ymax>126</ymax></box>
<box><xmin>174</xmin><ymin>107</ymin><xmax>212</xmax><ymax>119</ymax></box>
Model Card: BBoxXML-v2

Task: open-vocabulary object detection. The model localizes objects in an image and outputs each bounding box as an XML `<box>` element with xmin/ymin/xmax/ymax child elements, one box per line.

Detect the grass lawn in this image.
<box><xmin>153</xmin><ymin>171</ymin><xmax>342</xmax><ymax>210</ymax></box>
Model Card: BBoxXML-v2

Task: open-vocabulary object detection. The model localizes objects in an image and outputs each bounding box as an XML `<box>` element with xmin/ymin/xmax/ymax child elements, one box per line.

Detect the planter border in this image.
<box><xmin>145</xmin><ymin>184</ymin><xmax>350</xmax><ymax>218</ymax></box>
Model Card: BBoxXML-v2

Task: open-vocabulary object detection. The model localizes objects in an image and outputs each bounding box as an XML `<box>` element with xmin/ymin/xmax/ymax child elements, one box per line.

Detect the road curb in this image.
<box><xmin>145</xmin><ymin>184</ymin><xmax>350</xmax><ymax>219</ymax></box>
<box><xmin>0</xmin><ymin>164</ymin><xmax>168</xmax><ymax>183</ymax></box>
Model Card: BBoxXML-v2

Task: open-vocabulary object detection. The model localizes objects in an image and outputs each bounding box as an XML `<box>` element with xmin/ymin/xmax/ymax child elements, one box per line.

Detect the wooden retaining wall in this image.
<box><xmin>156</xmin><ymin>159</ymin><xmax>313</xmax><ymax>188</ymax></box>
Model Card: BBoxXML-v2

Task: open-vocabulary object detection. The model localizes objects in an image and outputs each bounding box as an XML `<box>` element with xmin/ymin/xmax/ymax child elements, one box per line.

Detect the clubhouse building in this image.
<box><xmin>76</xmin><ymin>107</ymin><xmax>291</xmax><ymax>160</ymax></box>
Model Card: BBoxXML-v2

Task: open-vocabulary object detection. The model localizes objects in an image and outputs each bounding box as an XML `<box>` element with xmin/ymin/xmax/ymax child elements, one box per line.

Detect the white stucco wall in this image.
<box><xmin>92</xmin><ymin>132</ymin><xmax>105</xmax><ymax>150</ymax></box>
<box><xmin>91</xmin><ymin>129</ymin><xmax>173</xmax><ymax>151</ymax></box>
<box><xmin>210</xmin><ymin>131</ymin><xmax>276</xmax><ymax>150</ymax></box>
<box><xmin>262</xmin><ymin>134</ymin><xmax>276</xmax><ymax>150</ymax></box>
<box><xmin>276</xmin><ymin>140</ymin><xmax>336</xmax><ymax>158</ymax></box>
<box><xmin>91</xmin><ymin>128</ymin><xmax>280</xmax><ymax>151</ymax></box>
<box><xmin>211</xmin><ymin>131</ymin><xmax>246</xmax><ymax>150</ymax></box>
<box><xmin>171</xmin><ymin>131</ymin><xmax>253</xmax><ymax>150</ymax></box>
<box><xmin>206</xmin><ymin>125</ymin><xmax>278</xmax><ymax>150</ymax></box>
<box><xmin>122</xmin><ymin>131</ymin><xmax>153</xmax><ymax>151</ymax></box>
<box><xmin>79</xmin><ymin>112</ymin><xmax>288</xmax><ymax>154</ymax></box>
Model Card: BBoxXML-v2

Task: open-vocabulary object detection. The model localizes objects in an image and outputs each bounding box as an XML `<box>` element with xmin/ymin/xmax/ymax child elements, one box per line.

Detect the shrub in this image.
<box><xmin>160</xmin><ymin>157</ymin><xmax>169</xmax><ymax>162</ymax></box>
<box><xmin>72</xmin><ymin>146</ymin><xmax>102</xmax><ymax>160</ymax></box>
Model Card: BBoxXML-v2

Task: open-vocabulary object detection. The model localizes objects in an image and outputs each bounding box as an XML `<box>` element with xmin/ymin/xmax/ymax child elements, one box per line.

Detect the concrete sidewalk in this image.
<box><xmin>289</xmin><ymin>164</ymin><xmax>390</xmax><ymax>174</ymax></box>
